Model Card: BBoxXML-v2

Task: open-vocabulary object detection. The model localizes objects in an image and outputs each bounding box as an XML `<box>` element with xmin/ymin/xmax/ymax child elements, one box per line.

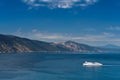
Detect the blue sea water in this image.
<box><xmin>0</xmin><ymin>52</ymin><xmax>120</xmax><ymax>80</ymax></box>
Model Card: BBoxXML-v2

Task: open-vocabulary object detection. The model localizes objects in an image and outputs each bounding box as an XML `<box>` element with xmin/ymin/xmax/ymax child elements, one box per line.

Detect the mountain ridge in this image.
<box><xmin>0</xmin><ymin>34</ymin><xmax>113</xmax><ymax>53</ymax></box>
<box><xmin>99</xmin><ymin>44</ymin><xmax>120</xmax><ymax>49</ymax></box>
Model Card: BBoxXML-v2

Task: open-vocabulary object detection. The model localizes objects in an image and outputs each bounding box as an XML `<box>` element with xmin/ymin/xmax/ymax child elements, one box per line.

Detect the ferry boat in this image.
<box><xmin>83</xmin><ymin>61</ymin><xmax>103</xmax><ymax>66</ymax></box>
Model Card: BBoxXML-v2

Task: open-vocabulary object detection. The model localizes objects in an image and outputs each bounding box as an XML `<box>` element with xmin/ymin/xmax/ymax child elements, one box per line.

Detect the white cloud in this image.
<box><xmin>22</xmin><ymin>0</ymin><xmax>98</xmax><ymax>9</ymax></box>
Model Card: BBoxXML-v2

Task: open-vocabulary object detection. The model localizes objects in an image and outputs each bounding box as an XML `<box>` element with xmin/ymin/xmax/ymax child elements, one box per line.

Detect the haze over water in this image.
<box><xmin>0</xmin><ymin>53</ymin><xmax>120</xmax><ymax>80</ymax></box>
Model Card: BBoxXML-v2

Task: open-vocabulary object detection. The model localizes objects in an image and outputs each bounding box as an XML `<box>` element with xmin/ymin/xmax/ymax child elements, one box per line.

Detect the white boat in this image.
<box><xmin>83</xmin><ymin>61</ymin><xmax>103</xmax><ymax>66</ymax></box>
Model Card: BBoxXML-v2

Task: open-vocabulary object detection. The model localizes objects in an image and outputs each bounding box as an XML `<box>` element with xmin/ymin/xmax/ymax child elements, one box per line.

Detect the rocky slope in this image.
<box><xmin>0</xmin><ymin>34</ymin><xmax>57</xmax><ymax>53</ymax></box>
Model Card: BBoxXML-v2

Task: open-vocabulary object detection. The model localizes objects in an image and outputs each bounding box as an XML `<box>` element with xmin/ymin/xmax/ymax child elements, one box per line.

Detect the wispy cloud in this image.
<box><xmin>107</xmin><ymin>26</ymin><xmax>120</xmax><ymax>31</ymax></box>
<box><xmin>22</xmin><ymin>0</ymin><xmax>98</xmax><ymax>9</ymax></box>
<box><xmin>14</xmin><ymin>29</ymin><xmax>120</xmax><ymax>46</ymax></box>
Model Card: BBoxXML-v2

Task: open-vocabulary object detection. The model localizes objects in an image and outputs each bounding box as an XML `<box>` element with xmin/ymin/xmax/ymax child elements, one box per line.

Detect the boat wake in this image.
<box><xmin>102</xmin><ymin>65</ymin><xmax>120</xmax><ymax>67</ymax></box>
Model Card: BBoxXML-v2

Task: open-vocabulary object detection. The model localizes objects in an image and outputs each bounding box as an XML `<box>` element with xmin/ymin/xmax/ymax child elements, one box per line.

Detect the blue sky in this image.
<box><xmin>0</xmin><ymin>0</ymin><xmax>120</xmax><ymax>46</ymax></box>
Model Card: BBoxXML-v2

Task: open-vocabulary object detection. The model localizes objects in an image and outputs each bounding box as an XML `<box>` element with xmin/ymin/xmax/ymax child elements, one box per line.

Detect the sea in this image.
<box><xmin>0</xmin><ymin>52</ymin><xmax>120</xmax><ymax>80</ymax></box>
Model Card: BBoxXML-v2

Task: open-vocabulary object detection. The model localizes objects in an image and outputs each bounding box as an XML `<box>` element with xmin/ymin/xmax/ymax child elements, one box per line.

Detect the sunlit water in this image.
<box><xmin>0</xmin><ymin>52</ymin><xmax>120</xmax><ymax>80</ymax></box>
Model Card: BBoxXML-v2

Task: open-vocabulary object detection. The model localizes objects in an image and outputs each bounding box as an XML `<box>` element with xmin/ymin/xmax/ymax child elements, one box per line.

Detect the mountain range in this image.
<box><xmin>0</xmin><ymin>34</ymin><xmax>118</xmax><ymax>53</ymax></box>
<box><xmin>99</xmin><ymin>44</ymin><xmax>120</xmax><ymax>49</ymax></box>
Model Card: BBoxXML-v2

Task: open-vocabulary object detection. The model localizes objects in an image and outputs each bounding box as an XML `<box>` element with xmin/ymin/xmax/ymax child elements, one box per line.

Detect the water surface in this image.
<box><xmin>0</xmin><ymin>52</ymin><xmax>120</xmax><ymax>80</ymax></box>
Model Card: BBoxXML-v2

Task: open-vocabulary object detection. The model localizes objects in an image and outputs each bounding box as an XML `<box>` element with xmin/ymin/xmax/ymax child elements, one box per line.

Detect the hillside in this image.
<box><xmin>52</xmin><ymin>41</ymin><xmax>105</xmax><ymax>52</ymax></box>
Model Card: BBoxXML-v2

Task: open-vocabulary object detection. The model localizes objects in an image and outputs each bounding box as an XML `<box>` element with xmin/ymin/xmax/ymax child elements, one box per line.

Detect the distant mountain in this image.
<box><xmin>99</xmin><ymin>44</ymin><xmax>120</xmax><ymax>49</ymax></box>
<box><xmin>52</xmin><ymin>41</ymin><xmax>105</xmax><ymax>53</ymax></box>
<box><xmin>0</xmin><ymin>34</ymin><xmax>111</xmax><ymax>53</ymax></box>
